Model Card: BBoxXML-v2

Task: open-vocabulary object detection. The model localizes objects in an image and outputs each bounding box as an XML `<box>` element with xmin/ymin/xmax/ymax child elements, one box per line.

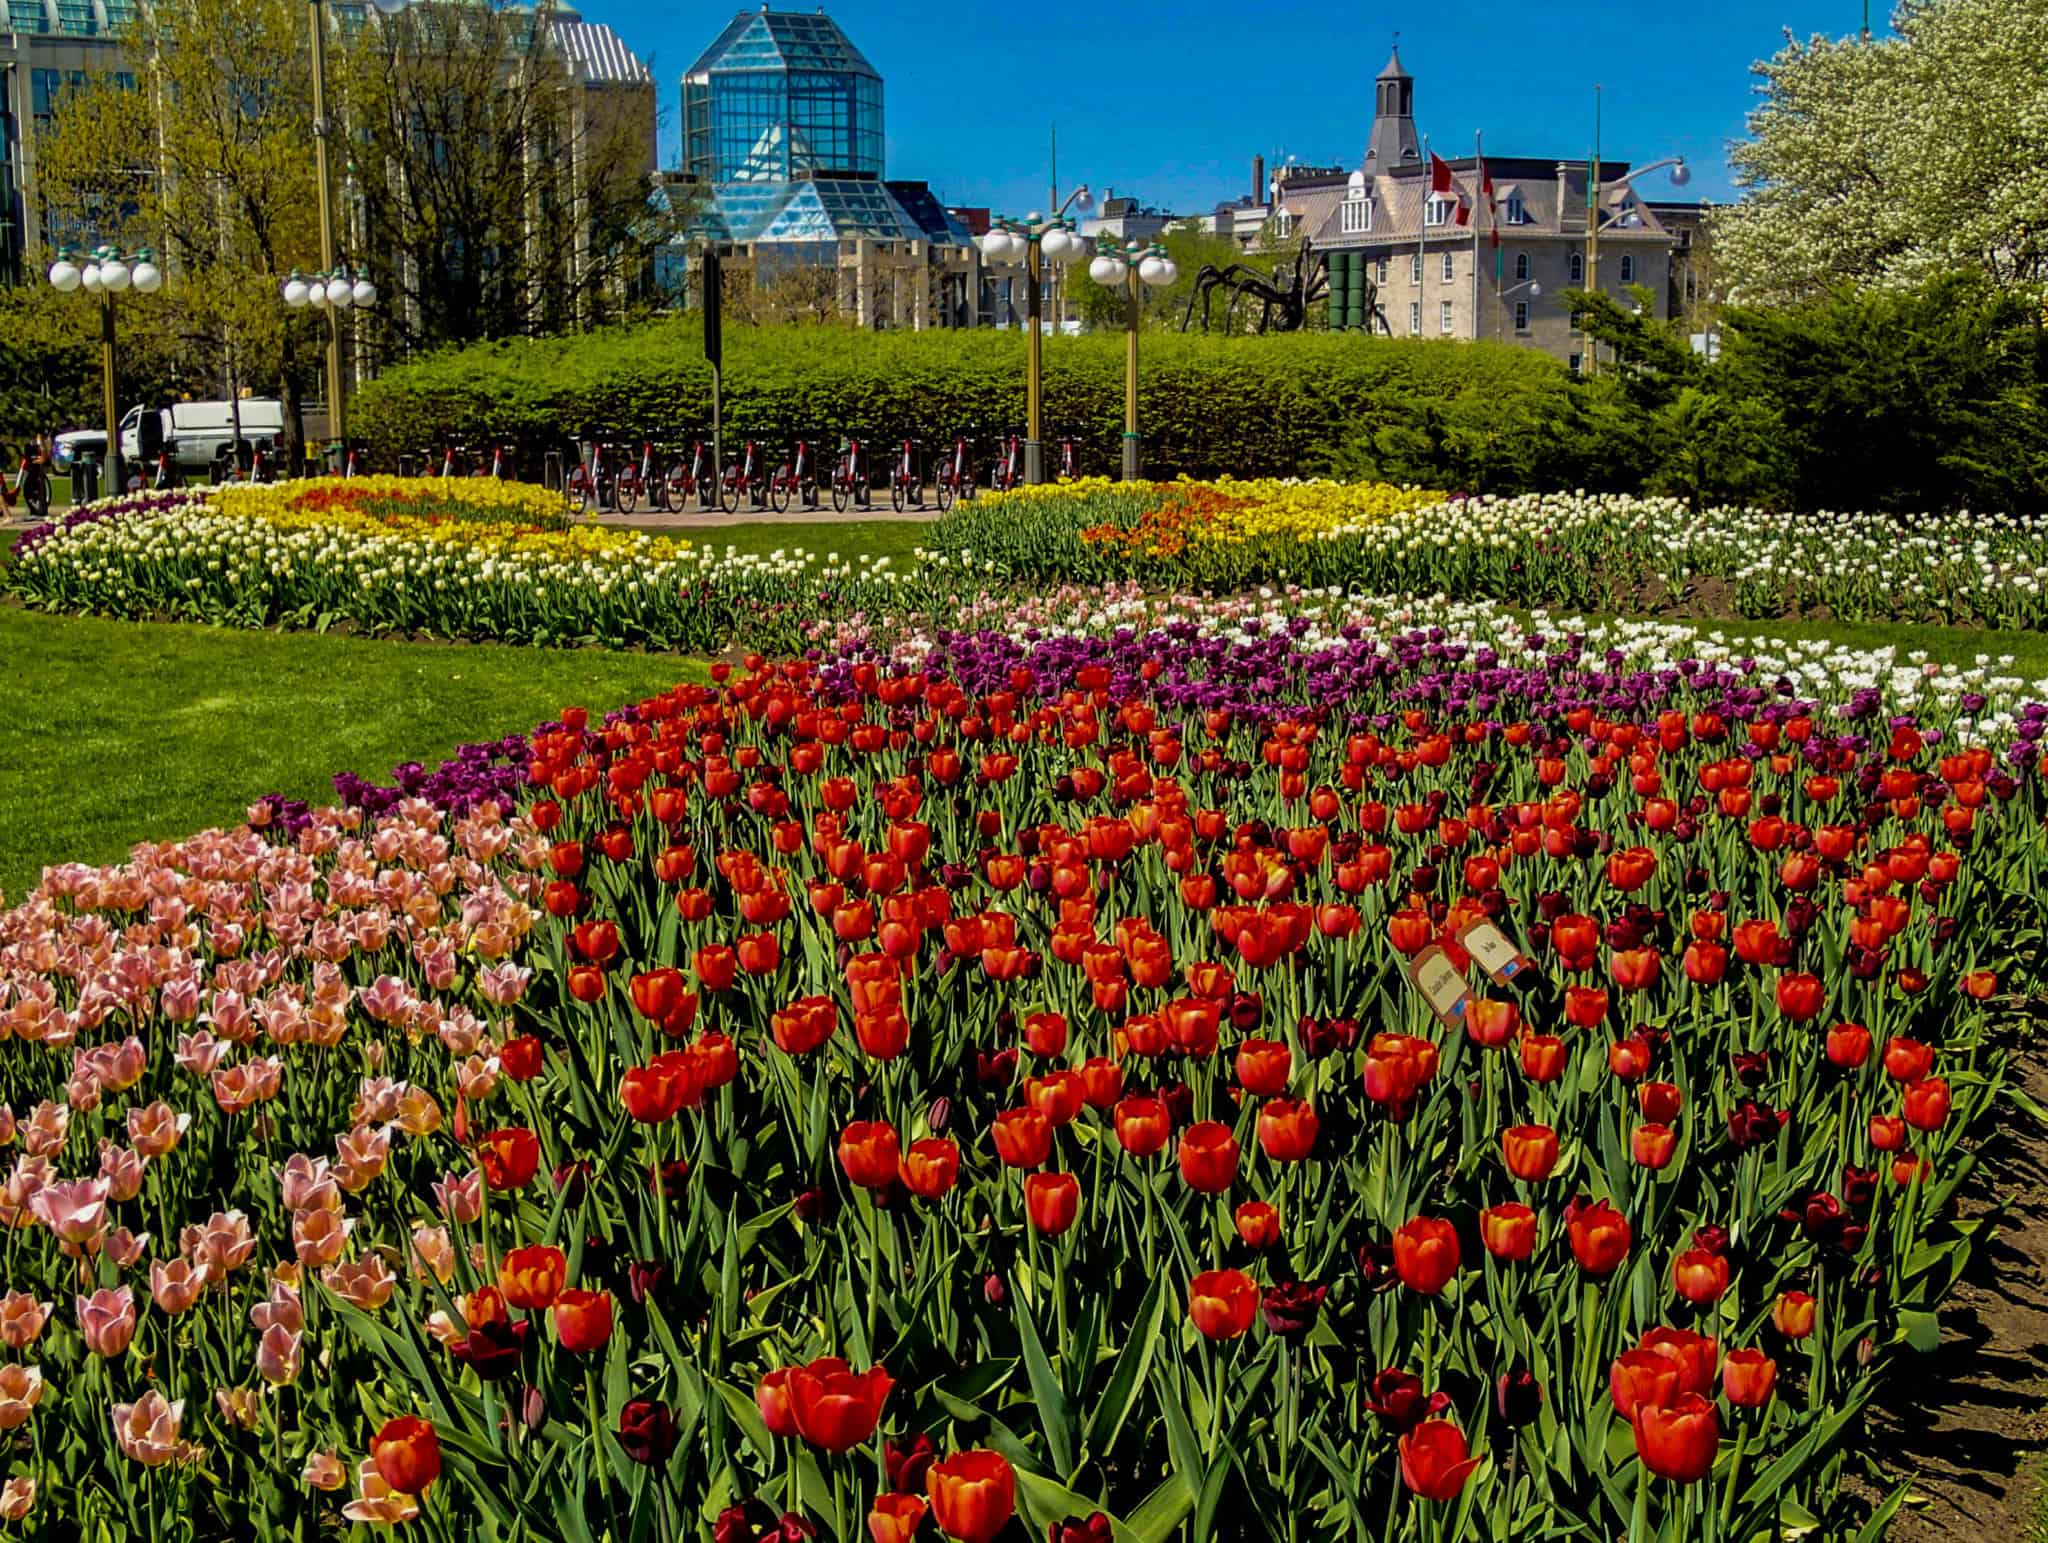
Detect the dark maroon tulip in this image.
<box><xmin>620</xmin><ymin>1400</ymin><xmax>678</xmax><ymax>1465</ymax></box>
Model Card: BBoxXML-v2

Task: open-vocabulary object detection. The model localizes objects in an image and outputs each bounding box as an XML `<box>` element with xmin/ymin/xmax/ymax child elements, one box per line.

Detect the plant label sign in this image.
<box><xmin>1405</xmin><ymin>944</ymin><xmax>1473</xmax><ymax>1029</ymax></box>
<box><xmin>1453</xmin><ymin>917</ymin><xmax>1535</xmax><ymax>986</ymax></box>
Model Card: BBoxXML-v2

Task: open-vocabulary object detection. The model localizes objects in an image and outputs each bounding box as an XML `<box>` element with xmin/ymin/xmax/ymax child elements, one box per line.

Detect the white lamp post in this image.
<box><xmin>1088</xmin><ymin>238</ymin><xmax>1178</xmax><ymax>480</ymax></box>
<box><xmin>47</xmin><ymin>243</ymin><xmax>163</xmax><ymax>494</ymax></box>
<box><xmin>283</xmin><ymin>266</ymin><xmax>376</xmax><ymax>469</ymax></box>
<box><xmin>978</xmin><ymin>186</ymin><xmax>1092</xmax><ymax>483</ymax></box>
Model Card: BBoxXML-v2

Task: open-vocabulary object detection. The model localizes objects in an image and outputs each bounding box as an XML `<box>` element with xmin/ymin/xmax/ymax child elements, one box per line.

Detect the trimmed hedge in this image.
<box><xmin>351</xmin><ymin>319</ymin><xmax>1579</xmax><ymax>482</ymax></box>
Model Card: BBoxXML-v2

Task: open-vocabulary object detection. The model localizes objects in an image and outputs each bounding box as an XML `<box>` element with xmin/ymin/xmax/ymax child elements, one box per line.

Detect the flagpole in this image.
<box><xmin>1416</xmin><ymin>133</ymin><xmax>1428</xmax><ymax>337</ymax></box>
<box><xmin>1472</xmin><ymin>130</ymin><xmax>1483</xmax><ymax>341</ymax></box>
<box><xmin>1587</xmin><ymin>85</ymin><xmax>1602</xmax><ymax>374</ymax></box>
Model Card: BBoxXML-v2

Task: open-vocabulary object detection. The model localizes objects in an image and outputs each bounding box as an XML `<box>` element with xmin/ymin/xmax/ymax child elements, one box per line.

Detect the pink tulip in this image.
<box><xmin>352</xmin><ymin>1078</ymin><xmax>405</xmax><ymax>1124</ymax></box>
<box><xmin>255</xmin><ymin>1323</ymin><xmax>303</xmax><ymax>1386</ymax></box>
<box><xmin>333</xmin><ymin>1126</ymin><xmax>391</xmax><ymax>1191</ymax></box>
<box><xmin>175</xmin><ymin>1030</ymin><xmax>230</xmax><ymax>1074</ymax></box>
<box><xmin>433</xmin><ymin>1169</ymin><xmax>483</xmax><ymax>1225</ymax></box>
<box><xmin>0</xmin><ymin>1105</ymin><xmax>14</xmax><ymax>1146</ymax></box>
<box><xmin>303</xmin><ymin>1451</ymin><xmax>348</xmax><ymax>1491</ymax></box>
<box><xmin>111</xmin><ymin>1390</ymin><xmax>193</xmax><ymax>1466</ymax></box>
<box><xmin>104</xmin><ymin>1227</ymin><xmax>151</xmax><ymax>1268</ymax></box>
<box><xmin>181</xmin><ymin>1211</ymin><xmax>255</xmax><ymax>1276</ymax></box>
<box><xmin>277</xmin><ymin>1154</ymin><xmax>340</xmax><ymax>1214</ymax></box>
<box><xmin>28</xmin><ymin>1177</ymin><xmax>109</xmax><ymax>1248</ymax></box>
<box><xmin>22</xmin><ymin>1102</ymin><xmax>68</xmax><ymax>1157</ymax></box>
<box><xmin>249</xmin><ymin>1282</ymin><xmax>304</xmax><ymax>1336</ymax></box>
<box><xmin>214</xmin><ymin>1386</ymin><xmax>262</xmax><ymax>1429</ymax></box>
<box><xmin>77</xmin><ymin>1286</ymin><xmax>137</xmax><ymax>1357</ymax></box>
<box><xmin>411</xmin><ymin>1225</ymin><xmax>456</xmax><ymax>1284</ymax></box>
<box><xmin>395</xmin><ymin>1087</ymin><xmax>442</xmax><ymax>1137</ymax></box>
<box><xmin>476</xmin><ymin>962</ymin><xmax>533</xmax><ymax>1007</ymax></box>
<box><xmin>0</xmin><ymin>1476</ymin><xmax>33</xmax><ymax>1521</ymax></box>
<box><xmin>0</xmin><ymin>1292</ymin><xmax>52</xmax><ymax>1349</ymax></box>
<box><xmin>323</xmin><ymin>1255</ymin><xmax>397</xmax><ymax>1310</ymax></box>
<box><xmin>342</xmin><ymin>1459</ymin><xmax>420</xmax><ymax>1525</ymax></box>
<box><xmin>97</xmin><ymin>1037</ymin><xmax>147</xmax><ymax>1090</ymax></box>
<box><xmin>126</xmin><ymin>1102</ymin><xmax>190</xmax><ymax>1159</ymax></box>
<box><xmin>149</xmin><ymin>1258</ymin><xmax>208</xmax><ymax>1315</ymax></box>
<box><xmin>98</xmin><ymin>1142</ymin><xmax>149</xmax><ymax>1202</ymax></box>
<box><xmin>0</xmin><ymin>1364</ymin><xmax>44</xmax><ymax>1430</ymax></box>
<box><xmin>291</xmin><ymin>1207</ymin><xmax>351</xmax><ymax>1267</ymax></box>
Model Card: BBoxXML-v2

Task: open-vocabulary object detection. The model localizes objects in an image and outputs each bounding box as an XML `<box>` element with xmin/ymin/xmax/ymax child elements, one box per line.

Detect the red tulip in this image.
<box><xmin>1566</xmin><ymin>1198</ymin><xmax>1631</xmax><ymax>1276</ymax></box>
<box><xmin>785</xmin><ymin>1358</ymin><xmax>894</xmax><ymax>1452</ymax></box>
<box><xmin>1187</xmin><ymin>1268</ymin><xmax>1259</xmax><ymax>1339</ymax></box>
<box><xmin>1479</xmin><ymin>1202</ymin><xmax>1536</xmax><ymax>1261</ymax></box>
<box><xmin>1255</xmin><ymin>1099</ymin><xmax>1319</xmax><ymax>1163</ymax></box>
<box><xmin>1902</xmin><ymin>1078</ymin><xmax>1951</xmax><ymax>1131</ymax></box>
<box><xmin>1500</xmin><ymin>1124</ymin><xmax>1558</xmax><ymax>1182</ymax></box>
<box><xmin>926</xmin><ymin>1450</ymin><xmax>1015</xmax><ymax>1543</ymax></box>
<box><xmin>1721</xmin><ymin>1347</ymin><xmax>1776</xmax><ymax>1407</ymax></box>
<box><xmin>991</xmin><ymin>1109</ymin><xmax>1053</xmax><ymax>1168</ymax></box>
<box><xmin>1112</xmin><ymin>1097</ymin><xmax>1171</xmax><ymax>1158</ymax></box>
<box><xmin>1176</xmin><ymin>1121</ymin><xmax>1239</xmax><ymax>1193</ymax></box>
<box><xmin>837</xmin><ymin>1121</ymin><xmax>901</xmax><ymax>1190</ymax></box>
<box><xmin>1397</xmin><ymin>1419</ymin><xmax>1483</xmax><ymax>1500</ymax></box>
<box><xmin>370</xmin><ymin>1415</ymin><xmax>441</xmax><ymax>1495</ymax></box>
<box><xmin>552</xmin><ymin>1289</ymin><xmax>613</xmax><ymax>1354</ymax></box>
<box><xmin>476</xmin><ymin>1128</ymin><xmax>540</xmax><ymax>1191</ymax></box>
<box><xmin>898</xmin><ymin>1138</ymin><xmax>960</xmax><ymax>1200</ymax></box>
<box><xmin>1235</xmin><ymin>1038</ymin><xmax>1293</xmax><ymax>1097</ymax></box>
<box><xmin>1023</xmin><ymin>1172</ymin><xmax>1080</xmax><ymax>1235</ymax></box>
<box><xmin>1392</xmin><ymin>1217</ymin><xmax>1460</xmax><ymax>1295</ymax></box>
<box><xmin>1631</xmin><ymin>1393</ymin><xmax>1720</xmax><ymax>1482</ymax></box>
<box><xmin>1234</xmin><ymin>1201</ymin><xmax>1280</xmax><ymax>1249</ymax></box>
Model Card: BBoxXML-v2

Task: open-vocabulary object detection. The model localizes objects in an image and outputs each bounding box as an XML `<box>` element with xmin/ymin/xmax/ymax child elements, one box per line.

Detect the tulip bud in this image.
<box><xmin>982</xmin><ymin>1274</ymin><xmax>1006</xmax><ymax>1306</ymax></box>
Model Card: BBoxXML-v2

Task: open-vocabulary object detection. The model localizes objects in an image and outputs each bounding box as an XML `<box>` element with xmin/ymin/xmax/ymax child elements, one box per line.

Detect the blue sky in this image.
<box><xmin>590</xmin><ymin>0</ymin><xmax>1881</xmax><ymax>214</ymax></box>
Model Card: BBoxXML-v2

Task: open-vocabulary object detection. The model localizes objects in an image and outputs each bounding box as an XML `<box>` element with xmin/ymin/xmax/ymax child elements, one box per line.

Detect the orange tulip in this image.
<box><xmin>1392</xmin><ymin>1217</ymin><xmax>1460</xmax><ymax>1295</ymax></box>
<box><xmin>1234</xmin><ymin>1201</ymin><xmax>1281</xmax><ymax>1248</ymax></box>
<box><xmin>1255</xmin><ymin>1099</ymin><xmax>1319</xmax><ymax>1163</ymax></box>
<box><xmin>1772</xmin><ymin>1290</ymin><xmax>1816</xmax><ymax>1339</ymax></box>
<box><xmin>1631</xmin><ymin>1393</ymin><xmax>1719</xmax><ymax>1482</ymax></box>
<box><xmin>868</xmin><ymin>1494</ymin><xmax>927</xmax><ymax>1543</ymax></box>
<box><xmin>1721</xmin><ymin>1347</ymin><xmax>1776</xmax><ymax>1408</ymax></box>
<box><xmin>1500</xmin><ymin>1124</ymin><xmax>1558</xmax><ymax>1183</ymax></box>
<box><xmin>497</xmin><ymin>1245</ymin><xmax>566</xmax><ymax>1311</ymax></box>
<box><xmin>370</xmin><ymin>1415</ymin><xmax>441</xmax><ymax>1496</ymax></box>
<box><xmin>1479</xmin><ymin>1202</ymin><xmax>1536</xmax><ymax>1262</ymax></box>
<box><xmin>898</xmin><ymin>1138</ymin><xmax>960</xmax><ymax>1200</ymax></box>
<box><xmin>552</xmin><ymin>1288</ymin><xmax>613</xmax><ymax>1354</ymax></box>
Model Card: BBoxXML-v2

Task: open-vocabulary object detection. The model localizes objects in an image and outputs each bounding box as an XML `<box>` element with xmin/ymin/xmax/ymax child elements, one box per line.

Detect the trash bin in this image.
<box><xmin>73</xmin><ymin>451</ymin><xmax>100</xmax><ymax>505</ymax></box>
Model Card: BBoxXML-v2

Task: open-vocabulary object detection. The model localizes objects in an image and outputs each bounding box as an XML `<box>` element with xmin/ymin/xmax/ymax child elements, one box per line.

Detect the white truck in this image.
<box><xmin>56</xmin><ymin>399</ymin><xmax>289</xmax><ymax>479</ymax></box>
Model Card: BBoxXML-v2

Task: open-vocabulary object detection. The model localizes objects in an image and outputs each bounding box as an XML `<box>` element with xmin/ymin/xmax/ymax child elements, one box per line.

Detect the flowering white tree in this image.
<box><xmin>1714</xmin><ymin>0</ymin><xmax>2048</xmax><ymax>303</ymax></box>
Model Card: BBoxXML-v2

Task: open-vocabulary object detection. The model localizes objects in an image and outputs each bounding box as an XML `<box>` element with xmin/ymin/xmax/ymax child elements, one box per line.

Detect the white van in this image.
<box><xmin>117</xmin><ymin>399</ymin><xmax>287</xmax><ymax>474</ymax></box>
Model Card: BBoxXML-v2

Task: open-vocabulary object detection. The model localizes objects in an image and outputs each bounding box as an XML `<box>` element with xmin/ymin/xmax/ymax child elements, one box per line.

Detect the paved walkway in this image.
<box><xmin>587</xmin><ymin>506</ymin><xmax>935</xmax><ymax>530</ymax></box>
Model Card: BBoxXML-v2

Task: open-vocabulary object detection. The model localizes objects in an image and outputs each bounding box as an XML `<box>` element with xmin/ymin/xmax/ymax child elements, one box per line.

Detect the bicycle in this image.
<box><xmin>989</xmin><ymin>433</ymin><xmax>1024</xmax><ymax>493</ymax></box>
<box><xmin>887</xmin><ymin>436</ymin><xmax>924</xmax><ymax>512</ymax></box>
<box><xmin>565</xmin><ymin>442</ymin><xmax>608</xmax><ymax>515</ymax></box>
<box><xmin>767</xmin><ymin>437</ymin><xmax>818</xmax><ymax>513</ymax></box>
<box><xmin>720</xmin><ymin>439</ymin><xmax>769</xmax><ymax>514</ymax></box>
<box><xmin>932</xmin><ymin>431</ymin><xmax>977</xmax><ymax>511</ymax></box>
<box><xmin>1058</xmin><ymin>435</ymin><xmax>1080</xmax><ymax>481</ymax></box>
<box><xmin>661</xmin><ymin>440</ymin><xmax>715</xmax><ymax>512</ymax></box>
<box><xmin>830</xmin><ymin>437</ymin><xmax>871</xmax><ymax>513</ymax></box>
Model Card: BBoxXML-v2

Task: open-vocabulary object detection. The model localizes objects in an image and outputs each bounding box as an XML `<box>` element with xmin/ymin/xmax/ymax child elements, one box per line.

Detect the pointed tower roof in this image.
<box><xmin>1365</xmin><ymin>43</ymin><xmax>1420</xmax><ymax>171</ymax></box>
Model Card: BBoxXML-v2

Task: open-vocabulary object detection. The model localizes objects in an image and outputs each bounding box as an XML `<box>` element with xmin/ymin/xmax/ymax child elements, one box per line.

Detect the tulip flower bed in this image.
<box><xmin>926</xmin><ymin>485</ymin><xmax>2048</xmax><ymax>626</ymax></box>
<box><xmin>0</xmin><ymin>598</ymin><xmax>2042</xmax><ymax>1542</ymax></box>
<box><xmin>6</xmin><ymin>484</ymin><xmax>909</xmax><ymax>652</ymax></box>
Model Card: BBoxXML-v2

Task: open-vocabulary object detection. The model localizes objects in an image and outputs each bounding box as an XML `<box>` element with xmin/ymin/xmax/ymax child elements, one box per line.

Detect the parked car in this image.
<box><xmin>51</xmin><ymin>429</ymin><xmax>106</xmax><ymax>473</ymax></box>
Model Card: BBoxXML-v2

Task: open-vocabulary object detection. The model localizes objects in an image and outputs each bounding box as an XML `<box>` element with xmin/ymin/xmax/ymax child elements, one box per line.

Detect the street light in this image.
<box><xmin>979</xmin><ymin>183</ymin><xmax>1091</xmax><ymax>484</ymax></box>
<box><xmin>1087</xmin><ymin>239</ymin><xmax>1177</xmax><ymax>480</ymax></box>
<box><xmin>47</xmin><ymin>243</ymin><xmax>163</xmax><ymax>495</ymax></box>
<box><xmin>283</xmin><ymin>265</ymin><xmax>376</xmax><ymax>471</ymax></box>
<box><xmin>1493</xmin><ymin>278</ymin><xmax>1541</xmax><ymax>342</ymax></box>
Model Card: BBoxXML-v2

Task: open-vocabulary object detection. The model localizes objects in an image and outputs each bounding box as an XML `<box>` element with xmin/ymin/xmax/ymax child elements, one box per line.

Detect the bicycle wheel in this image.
<box><xmin>907</xmin><ymin>477</ymin><xmax>923</xmax><ymax>509</ymax></box>
<box><xmin>720</xmin><ymin>469</ymin><xmax>740</xmax><ymax>514</ymax></box>
<box><xmin>770</xmin><ymin>469</ymin><xmax>791</xmax><ymax>512</ymax></box>
<box><xmin>891</xmin><ymin>474</ymin><xmax>906</xmax><ymax>513</ymax></box>
<box><xmin>617</xmin><ymin>475</ymin><xmax>638</xmax><ymax>514</ymax></box>
<box><xmin>935</xmin><ymin>473</ymin><xmax>954</xmax><ymax>512</ymax></box>
<box><xmin>831</xmin><ymin>470</ymin><xmax>849</xmax><ymax>513</ymax></box>
<box><xmin>567</xmin><ymin>471</ymin><xmax>589</xmax><ymax>515</ymax></box>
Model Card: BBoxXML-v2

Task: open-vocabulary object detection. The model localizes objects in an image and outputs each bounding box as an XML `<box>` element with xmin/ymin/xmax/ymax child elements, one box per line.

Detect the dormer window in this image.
<box><xmin>1504</xmin><ymin>190</ymin><xmax>1530</xmax><ymax>225</ymax></box>
<box><xmin>1340</xmin><ymin>194</ymin><xmax>1371</xmax><ymax>234</ymax></box>
<box><xmin>1424</xmin><ymin>193</ymin><xmax>1455</xmax><ymax>227</ymax></box>
<box><xmin>1273</xmin><ymin>209</ymin><xmax>1293</xmax><ymax>238</ymax></box>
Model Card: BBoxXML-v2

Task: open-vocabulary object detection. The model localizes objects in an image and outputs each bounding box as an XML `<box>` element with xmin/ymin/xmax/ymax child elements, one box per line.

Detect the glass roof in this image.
<box><xmin>706</xmin><ymin>176</ymin><xmax>934</xmax><ymax>243</ymax></box>
<box><xmin>685</xmin><ymin>8</ymin><xmax>878</xmax><ymax>82</ymax></box>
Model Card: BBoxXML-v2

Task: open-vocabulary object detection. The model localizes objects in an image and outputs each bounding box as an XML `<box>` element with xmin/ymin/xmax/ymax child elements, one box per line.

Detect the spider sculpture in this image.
<box><xmin>1179</xmin><ymin>238</ymin><xmax>1337</xmax><ymax>334</ymax></box>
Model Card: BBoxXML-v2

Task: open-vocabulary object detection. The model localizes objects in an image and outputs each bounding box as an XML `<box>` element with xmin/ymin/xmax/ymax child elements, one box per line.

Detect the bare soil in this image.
<box><xmin>1865</xmin><ymin>1047</ymin><xmax>2048</xmax><ymax>1541</ymax></box>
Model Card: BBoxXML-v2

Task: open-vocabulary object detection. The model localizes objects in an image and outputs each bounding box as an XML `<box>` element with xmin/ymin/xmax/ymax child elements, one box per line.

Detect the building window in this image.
<box><xmin>1409</xmin><ymin>253</ymin><xmax>1421</xmax><ymax>285</ymax></box>
<box><xmin>1273</xmin><ymin>210</ymin><xmax>1293</xmax><ymax>238</ymax></box>
<box><xmin>53</xmin><ymin>0</ymin><xmax>95</xmax><ymax>34</ymax></box>
<box><xmin>1514</xmin><ymin>300</ymin><xmax>1529</xmax><ymax>333</ymax></box>
<box><xmin>1569</xmin><ymin>351</ymin><xmax>1584</xmax><ymax>373</ymax></box>
<box><xmin>1440</xmin><ymin>252</ymin><xmax>1454</xmax><ymax>281</ymax></box>
<box><xmin>1504</xmin><ymin>191</ymin><xmax>1529</xmax><ymax>224</ymax></box>
<box><xmin>1424</xmin><ymin>193</ymin><xmax>1454</xmax><ymax>227</ymax></box>
<box><xmin>1514</xmin><ymin>251</ymin><xmax>1529</xmax><ymax>282</ymax></box>
<box><xmin>1619</xmin><ymin>254</ymin><xmax>1635</xmax><ymax>282</ymax></box>
<box><xmin>1340</xmin><ymin>196</ymin><xmax>1370</xmax><ymax>235</ymax></box>
<box><xmin>1375</xmin><ymin>256</ymin><xmax>1388</xmax><ymax>283</ymax></box>
<box><xmin>1569</xmin><ymin>251</ymin><xmax>1584</xmax><ymax>283</ymax></box>
<box><xmin>1408</xmin><ymin>300</ymin><xmax>1421</xmax><ymax>335</ymax></box>
<box><xmin>1439</xmin><ymin>300</ymin><xmax>1453</xmax><ymax>334</ymax></box>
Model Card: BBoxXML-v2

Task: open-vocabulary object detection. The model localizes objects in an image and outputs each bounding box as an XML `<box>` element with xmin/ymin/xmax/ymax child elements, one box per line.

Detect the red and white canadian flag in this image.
<box><xmin>1429</xmin><ymin>151</ymin><xmax>1472</xmax><ymax>226</ymax></box>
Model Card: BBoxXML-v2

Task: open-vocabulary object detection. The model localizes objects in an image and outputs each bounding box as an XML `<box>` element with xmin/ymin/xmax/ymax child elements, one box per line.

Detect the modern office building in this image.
<box><xmin>669</xmin><ymin>6</ymin><xmax>979</xmax><ymax>329</ymax></box>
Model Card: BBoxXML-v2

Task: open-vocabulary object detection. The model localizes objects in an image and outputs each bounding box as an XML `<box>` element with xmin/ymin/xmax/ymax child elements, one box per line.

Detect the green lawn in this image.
<box><xmin>0</xmin><ymin>606</ymin><xmax>696</xmax><ymax>899</ymax></box>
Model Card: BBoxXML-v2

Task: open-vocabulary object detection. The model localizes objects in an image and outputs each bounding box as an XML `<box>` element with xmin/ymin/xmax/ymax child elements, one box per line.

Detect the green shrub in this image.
<box><xmin>353</xmin><ymin>322</ymin><xmax>1583</xmax><ymax>483</ymax></box>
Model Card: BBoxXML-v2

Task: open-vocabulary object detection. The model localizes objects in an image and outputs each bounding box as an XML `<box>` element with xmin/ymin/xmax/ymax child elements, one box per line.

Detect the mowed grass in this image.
<box><xmin>0</xmin><ymin>606</ymin><xmax>697</xmax><ymax>900</ymax></box>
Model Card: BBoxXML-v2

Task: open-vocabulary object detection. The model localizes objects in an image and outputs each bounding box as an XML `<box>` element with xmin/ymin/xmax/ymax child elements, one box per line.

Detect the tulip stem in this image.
<box><xmin>1717</xmin><ymin>1419</ymin><xmax>1746</xmax><ymax>1537</ymax></box>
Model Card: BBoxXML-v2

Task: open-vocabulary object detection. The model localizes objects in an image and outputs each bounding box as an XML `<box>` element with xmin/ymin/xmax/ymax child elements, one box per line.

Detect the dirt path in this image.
<box><xmin>1869</xmin><ymin>1047</ymin><xmax>2048</xmax><ymax>1541</ymax></box>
